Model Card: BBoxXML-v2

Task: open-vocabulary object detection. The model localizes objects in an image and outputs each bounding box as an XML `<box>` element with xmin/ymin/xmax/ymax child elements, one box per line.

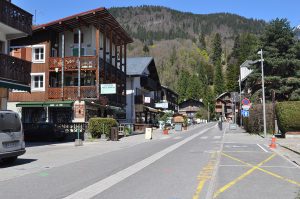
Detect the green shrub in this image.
<box><xmin>243</xmin><ymin>103</ymin><xmax>274</xmax><ymax>134</ymax></box>
<box><xmin>88</xmin><ymin>118</ymin><xmax>118</xmax><ymax>138</ymax></box>
<box><xmin>276</xmin><ymin>101</ymin><xmax>300</xmax><ymax>134</ymax></box>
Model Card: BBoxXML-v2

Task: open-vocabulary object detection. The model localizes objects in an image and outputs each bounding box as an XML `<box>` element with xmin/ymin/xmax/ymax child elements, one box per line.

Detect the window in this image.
<box><xmin>74</xmin><ymin>33</ymin><xmax>84</xmax><ymax>44</ymax></box>
<box><xmin>31</xmin><ymin>73</ymin><xmax>45</xmax><ymax>91</ymax></box>
<box><xmin>32</xmin><ymin>45</ymin><xmax>45</xmax><ymax>63</ymax></box>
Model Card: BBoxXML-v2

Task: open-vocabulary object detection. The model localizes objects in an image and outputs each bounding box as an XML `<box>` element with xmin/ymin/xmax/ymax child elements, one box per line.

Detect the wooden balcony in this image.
<box><xmin>49</xmin><ymin>56</ymin><xmax>97</xmax><ymax>71</ymax></box>
<box><xmin>0</xmin><ymin>0</ymin><xmax>32</xmax><ymax>35</ymax></box>
<box><xmin>141</xmin><ymin>76</ymin><xmax>160</xmax><ymax>91</ymax></box>
<box><xmin>48</xmin><ymin>86</ymin><xmax>97</xmax><ymax>100</ymax></box>
<box><xmin>0</xmin><ymin>53</ymin><xmax>31</xmax><ymax>85</ymax></box>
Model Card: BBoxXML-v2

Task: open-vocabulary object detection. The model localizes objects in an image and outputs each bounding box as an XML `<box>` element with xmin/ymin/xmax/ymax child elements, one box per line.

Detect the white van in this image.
<box><xmin>0</xmin><ymin>111</ymin><xmax>26</xmax><ymax>164</ymax></box>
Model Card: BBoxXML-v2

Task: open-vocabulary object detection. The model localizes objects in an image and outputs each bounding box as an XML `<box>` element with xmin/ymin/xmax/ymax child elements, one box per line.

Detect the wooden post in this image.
<box><xmin>61</xmin><ymin>32</ymin><xmax>65</xmax><ymax>100</ymax></box>
<box><xmin>103</xmin><ymin>28</ymin><xmax>106</xmax><ymax>83</ymax></box>
<box><xmin>95</xmin><ymin>27</ymin><xmax>100</xmax><ymax>99</ymax></box>
<box><xmin>78</xmin><ymin>28</ymin><xmax>81</xmax><ymax>99</ymax></box>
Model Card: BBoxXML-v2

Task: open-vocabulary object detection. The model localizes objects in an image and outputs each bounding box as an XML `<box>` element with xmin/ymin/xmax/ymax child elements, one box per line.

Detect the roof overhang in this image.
<box><xmin>17</xmin><ymin>101</ymin><xmax>73</xmax><ymax>108</ymax></box>
<box><xmin>0</xmin><ymin>80</ymin><xmax>30</xmax><ymax>92</ymax></box>
<box><xmin>32</xmin><ymin>7</ymin><xmax>133</xmax><ymax>45</ymax></box>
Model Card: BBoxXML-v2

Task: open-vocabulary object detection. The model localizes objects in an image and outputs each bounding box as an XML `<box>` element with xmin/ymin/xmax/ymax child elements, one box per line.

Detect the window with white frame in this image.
<box><xmin>31</xmin><ymin>73</ymin><xmax>45</xmax><ymax>91</ymax></box>
<box><xmin>32</xmin><ymin>45</ymin><xmax>45</xmax><ymax>63</ymax></box>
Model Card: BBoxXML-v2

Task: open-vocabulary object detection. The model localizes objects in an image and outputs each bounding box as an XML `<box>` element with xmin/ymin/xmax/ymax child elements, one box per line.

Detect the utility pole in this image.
<box><xmin>258</xmin><ymin>49</ymin><xmax>267</xmax><ymax>138</ymax></box>
<box><xmin>207</xmin><ymin>102</ymin><xmax>210</xmax><ymax>122</ymax></box>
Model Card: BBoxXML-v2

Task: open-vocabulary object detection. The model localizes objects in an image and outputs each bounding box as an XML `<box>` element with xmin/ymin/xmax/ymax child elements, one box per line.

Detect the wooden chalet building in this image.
<box><xmin>8</xmin><ymin>8</ymin><xmax>133</xmax><ymax>124</ymax></box>
<box><xmin>155</xmin><ymin>85</ymin><xmax>178</xmax><ymax>113</ymax></box>
<box><xmin>179</xmin><ymin>99</ymin><xmax>204</xmax><ymax>120</ymax></box>
<box><xmin>0</xmin><ymin>0</ymin><xmax>32</xmax><ymax>110</ymax></box>
<box><xmin>126</xmin><ymin>57</ymin><xmax>161</xmax><ymax>129</ymax></box>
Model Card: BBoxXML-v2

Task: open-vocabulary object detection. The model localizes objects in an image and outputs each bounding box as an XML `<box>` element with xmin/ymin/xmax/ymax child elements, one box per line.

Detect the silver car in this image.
<box><xmin>0</xmin><ymin>111</ymin><xmax>26</xmax><ymax>164</ymax></box>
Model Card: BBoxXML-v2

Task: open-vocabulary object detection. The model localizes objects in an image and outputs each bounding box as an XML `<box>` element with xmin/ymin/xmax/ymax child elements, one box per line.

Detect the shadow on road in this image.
<box><xmin>0</xmin><ymin>158</ymin><xmax>37</xmax><ymax>168</ymax></box>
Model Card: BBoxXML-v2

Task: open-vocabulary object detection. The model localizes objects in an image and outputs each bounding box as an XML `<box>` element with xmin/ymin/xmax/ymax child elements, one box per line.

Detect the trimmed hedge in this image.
<box><xmin>88</xmin><ymin>118</ymin><xmax>118</xmax><ymax>138</ymax></box>
<box><xmin>276</xmin><ymin>101</ymin><xmax>300</xmax><ymax>134</ymax></box>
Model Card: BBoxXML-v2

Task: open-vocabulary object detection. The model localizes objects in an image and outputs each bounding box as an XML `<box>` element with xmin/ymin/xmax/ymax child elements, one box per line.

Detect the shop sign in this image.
<box><xmin>101</xmin><ymin>84</ymin><xmax>116</xmax><ymax>94</ymax></box>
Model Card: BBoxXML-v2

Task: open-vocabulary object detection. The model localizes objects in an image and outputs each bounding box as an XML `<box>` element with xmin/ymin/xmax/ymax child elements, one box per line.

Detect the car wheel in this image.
<box><xmin>2</xmin><ymin>156</ymin><xmax>17</xmax><ymax>164</ymax></box>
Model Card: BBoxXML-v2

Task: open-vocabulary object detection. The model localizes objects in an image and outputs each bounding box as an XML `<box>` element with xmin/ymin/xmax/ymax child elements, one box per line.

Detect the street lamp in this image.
<box><xmin>257</xmin><ymin>49</ymin><xmax>267</xmax><ymax>138</ymax></box>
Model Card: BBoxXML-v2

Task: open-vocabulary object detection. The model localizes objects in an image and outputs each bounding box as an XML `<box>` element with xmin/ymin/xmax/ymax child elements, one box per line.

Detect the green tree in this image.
<box><xmin>211</xmin><ymin>33</ymin><xmax>222</xmax><ymax>66</ymax></box>
<box><xmin>247</xmin><ymin>18</ymin><xmax>300</xmax><ymax>101</ymax></box>
<box><xmin>214</xmin><ymin>62</ymin><xmax>225</xmax><ymax>96</ymax></box>
<box><xmin>177</xmin><ymin>70</ymin><xmax>190</xmax><ymax>103</ymax></box>
<box><xmin>143</xmin><ymin>44</ymin><xmax>149</xmax><ymax>54</ymax></box>
<box><xmin>186</xmin><ymin>74</ymin><xmax>202</xmax><ymax>100</ymax></box>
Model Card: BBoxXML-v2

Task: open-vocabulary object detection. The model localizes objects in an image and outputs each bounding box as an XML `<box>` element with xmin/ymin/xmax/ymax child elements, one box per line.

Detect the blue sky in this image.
<box><xmin>14</xmin><ymin>0</ymin><xmax>300</xmax><ymax>27</ymax></box>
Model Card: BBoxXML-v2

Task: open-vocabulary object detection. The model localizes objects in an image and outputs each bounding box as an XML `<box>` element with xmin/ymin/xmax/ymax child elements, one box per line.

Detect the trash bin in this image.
<box><xmin>111</xmin><ymin>127</ymin><xmax>118</xmax><ymax>141</ymax></box>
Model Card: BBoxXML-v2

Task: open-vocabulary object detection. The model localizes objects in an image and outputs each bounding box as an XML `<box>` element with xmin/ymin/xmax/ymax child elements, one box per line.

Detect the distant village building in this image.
<box><xmin>0</xmin><ymin>0</ymin><xmax>32</xmax><ymax>110</ymax></box>
<box><xmin>179</xmin><ymin>99</ymin><xmax>204</xmax><ymax>120</ymax></box>
<box><xmin>8</xmin><ymin>8</ymin><xmax>133</xmax><ymax>124</ymax></box>
<box><xmin>215</xmin><ymin>92</ymin><xmax>239</xmax><ymax>121</ymax></box>
<box><xmin>156</xmin><ymin>85</ymin><xmax>179</xmax><ymax>113</ymax></box>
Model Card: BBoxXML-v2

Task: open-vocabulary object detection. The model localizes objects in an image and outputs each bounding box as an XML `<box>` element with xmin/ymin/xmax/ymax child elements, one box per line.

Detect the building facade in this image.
<box><xmin>0</xmin><ymin>0</ymin><xmax>32</xmax><ymax>110</ymax></box>
<box><xmin>126</xmin><ymin>57</ymin><xmax>161</xmax><ymax>127</ymax></box>
<box><xmin>179</xmin><ymin>99</ymin><xmax>204</xmax><ymax>120</ymax></box>
<box><xmin>155</xmin><ymin>85</ymin><xmax>178</xmax><ymax>113</ymax></box>
<box><xmin>8</xmin><ymin>8</ymin><xmax>132</xmax><ymax>123</ymax></box>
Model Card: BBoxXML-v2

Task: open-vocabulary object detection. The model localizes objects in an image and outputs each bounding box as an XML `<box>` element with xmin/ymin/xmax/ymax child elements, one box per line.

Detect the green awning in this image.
<box><xmin>0</xmin><ymin>80</ymin><xmax>30</xmax><ymax>92</ymax></box>
<box><xmin>17</xmin><ymin>101</ymin><xmax>73</xmax><ymax>108</ymax></box>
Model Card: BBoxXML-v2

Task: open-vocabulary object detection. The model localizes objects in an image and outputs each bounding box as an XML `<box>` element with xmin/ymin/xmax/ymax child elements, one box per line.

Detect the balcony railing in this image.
<box><xmin>49</xmin><ymin>56</ymin><xmax>97</xmax><ymax>71</ymax></box>
<box><xmin>48</xmin><ymin>86</ymin><xmax>97</xmax><ymax>100</ymax></box>
<box><xmin>0</xmin><ymin>53</ymin><xmax>31</xmax><ymax>85</ymax></box>
<box><xmin>0</xmin><ymin>0</ymin><xmax>32</xmax><ymax>35</ymax></box>
<box><xmin>141</xmin><ymin>76</ymin><xmax>160</xmax><ymax>91</ymax></box>
<box><xmin>135</xmin><ymin>95</ymin><xmax>155</xmax><ymax>107</ymax></box>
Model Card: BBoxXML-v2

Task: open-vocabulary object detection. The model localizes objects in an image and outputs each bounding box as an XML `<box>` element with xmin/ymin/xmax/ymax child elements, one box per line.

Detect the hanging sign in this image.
<box><xmin>101</xmin><ymin>84</ymin><xmax>116</xmax><ymax>94</ymax></box>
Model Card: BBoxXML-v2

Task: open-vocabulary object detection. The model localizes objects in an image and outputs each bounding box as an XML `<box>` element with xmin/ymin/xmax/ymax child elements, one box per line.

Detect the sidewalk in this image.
<box><xmin>224</xmin><ymin>123</ymin><xmax>300</xmax><ymax>166</ymax></box>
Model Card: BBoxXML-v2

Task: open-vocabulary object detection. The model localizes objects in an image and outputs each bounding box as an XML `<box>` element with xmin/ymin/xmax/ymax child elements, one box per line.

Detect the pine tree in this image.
<box><xmin>177</xmin><ymin>70</ymin><xmax>189</xmax><ymax>103</ymax></box>
<box><xmin>247</xmin><ymin>18</ymin><xmax>300</xmax><ymax>101</ymax></box>
<box><xmin>214</xmin><ymin>62</ymin><xmax>225</xmax><ymax>96</ymax></box>
<box><xmin>212</xmin><ymin>33</ymin><xmax>222</xmax><ymax>66</ymax></box>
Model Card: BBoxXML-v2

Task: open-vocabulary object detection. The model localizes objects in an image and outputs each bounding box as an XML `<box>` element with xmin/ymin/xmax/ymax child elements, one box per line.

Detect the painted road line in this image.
<box><xmin>257</xmin><ymin>143</ymin><xmax>268</xmax><ymax>152</ymax></box>
<box><xmin>213</xmin><ymin>136</ymin><xmax>221</xmax><ymax>139</ymax></box>
<box><xmin>63</xmin><ymin>125</ymin><xmax>216</xmax><ymax>199</ymax></box>
<box><xmin>219</xmin><ymin>165</ymin><xmax>297</xmax><ymax>169</ymax></box>
<box><xmin>205</xmin><ymin>125</ymin><xmax>227</xmax><ymax>199</ymax></box>
<box><xmin>222</xmin><ymin>151</ymin><xmax>269</xmax><ymax>153</ymax></box>
<box><xmin>213</xmin><ymin>153</ymin><xmax>276</xmax><ymax>198</ymax></box>
<box><xmin>200</xmin><ymin>136</ymin><xmax>208</xmax><ymax>139</ymax></box>
<box><xmin>193</xmin><ymin>152</ymin><xmax>217</xmax><ymax>199</ymax></box>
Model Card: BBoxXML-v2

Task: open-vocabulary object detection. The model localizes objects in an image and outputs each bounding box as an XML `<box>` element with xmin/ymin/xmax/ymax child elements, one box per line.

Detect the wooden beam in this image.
<box><xmin>109</xmin><ymin>30</ymin><xmax>112</xmax><ymax>65</ymax></box>
<box><xmin>95</xmin><ymin>27</ymin><xmax>100</xmax><ymax>98</ymax></box>
<box><xmin>59</xmin><ymin>21</ymin><xmax>73</xmax><ymax>32</ymax></box>
<box><xmin>76</xmin><ymin>16</ymin><xmax>89</xmax><ymax>28</ymax></box>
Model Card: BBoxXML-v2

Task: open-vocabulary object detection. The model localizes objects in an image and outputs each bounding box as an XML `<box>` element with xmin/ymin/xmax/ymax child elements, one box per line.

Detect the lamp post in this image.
<box><xmin>257</xmin><ymin>49</ymin><xmax>267</xmax><ymax>138</ymax></box>
<box><xmin>207</xmin><ymin>102</ymin><xmax>210</xmax><ymax>123</ymax></box>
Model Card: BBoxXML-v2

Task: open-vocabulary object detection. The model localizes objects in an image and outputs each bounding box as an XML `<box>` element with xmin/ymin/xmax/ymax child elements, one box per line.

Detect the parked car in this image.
<box><xmin>24</xmin><ymin>123</ymin><xmax>65</xmax><ymax>141</ymax></box>
<box><xmin>0</xmin><ymin>111</ymin><xmax>26</xmax><ymax>164</ymax></box>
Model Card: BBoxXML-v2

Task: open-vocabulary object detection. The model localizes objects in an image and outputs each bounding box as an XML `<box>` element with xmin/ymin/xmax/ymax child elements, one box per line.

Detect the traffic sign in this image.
<box><xmin>242</xmin><ymin>105</ymin><xmax>251</xmax><ymax>110</ymax></box>
<box><xmin>241</xmin><ymin>110</ymin><xmax>249</xmax><ymax>117</ymax></box>
<box><xmin>242</xmin><ymin>98</ymin><xmax>250</xmax><ymax>105</ymax></box>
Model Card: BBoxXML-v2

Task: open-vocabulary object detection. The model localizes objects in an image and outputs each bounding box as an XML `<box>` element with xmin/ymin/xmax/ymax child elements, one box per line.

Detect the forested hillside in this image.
<box><xmin>109</xmin><ymin>6</ymin><xmax>267</xmax><ymax>106</ymax></box>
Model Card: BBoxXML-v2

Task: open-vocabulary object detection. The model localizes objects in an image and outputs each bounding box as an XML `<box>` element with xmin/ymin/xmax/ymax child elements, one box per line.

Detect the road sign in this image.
<box><xmin>242</xmin><ymin>105</ymin><xmax>251</xmax><ymax>110</ymax></box>
<box><xmin>242</xmin><ymin>98</ymin><xmax>251</xmax><ymax>105</ymax></box>
<box><xmin>241</xmin><ymin>110</ymin><xmax>249</xmax><ymax>117</ymax></box>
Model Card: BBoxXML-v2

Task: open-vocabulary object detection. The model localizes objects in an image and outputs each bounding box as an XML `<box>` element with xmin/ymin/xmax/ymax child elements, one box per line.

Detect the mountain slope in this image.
<box><xmin>109</xmin><ymin>6</ymin><xmax>267</xmax><ymax>90</ymax></box>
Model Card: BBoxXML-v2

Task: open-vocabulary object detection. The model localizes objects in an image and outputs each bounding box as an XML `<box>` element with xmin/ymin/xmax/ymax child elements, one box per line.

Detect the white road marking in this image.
<box><xmin>200</xmin><ymin>136</ymin><xmax>208</xmax><ymax>139</ymax></box>
<box><xmin>173</xmin><ymin>136</ymin><xmax>182</xmax><ymax>140</ymax></box>
<box><xmin>63</xmin><ymin>125</ymin><xmax>216</xmax><ymax>199</ymax></box>
<box><xmin>257</xmin><ymin>143</ymin><xmax>268</xmax><ymax>152</ymax></box>
<box><xmin>159</xmin><ymin>137</ymin><xmax>169</xmax><ymax>140</ymax></box>
<box><xmin>213</xmin><ymin>136</ymin><xmax>221</xmax><ymax>139</ymax></box>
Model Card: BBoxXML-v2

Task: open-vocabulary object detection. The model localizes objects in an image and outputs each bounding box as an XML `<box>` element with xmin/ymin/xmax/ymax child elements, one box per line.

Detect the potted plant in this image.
<box><xmin>160</xmin><ymin>113</ymin><xmax>169</xmax><ymax>135</ymax></box>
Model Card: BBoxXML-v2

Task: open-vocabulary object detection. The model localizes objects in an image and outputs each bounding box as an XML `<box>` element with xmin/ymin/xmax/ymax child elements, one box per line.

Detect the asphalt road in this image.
<box><xmin>0</xmin><ymin>123</ymin><xmax>299</xmax><ymax>199</ymax></box>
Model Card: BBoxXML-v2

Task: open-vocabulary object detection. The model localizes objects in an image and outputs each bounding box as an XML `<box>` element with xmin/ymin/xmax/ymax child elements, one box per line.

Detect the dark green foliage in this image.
<box><xmin>88</xmin><ymin>118</ymin><xmax>118</xmax><ymax>138</ymax></box>
<box><xmin>177</xmin><ymin>70</ymin><xmax>189</xmax><ymax>103</ymax></box>
<box><xmin>214</xmin><ymin>62</ymin><xmax>225</xmax><ymax>96</ymax></box>
<box><xmin>226</xmin><ymin>64</ymin><xmax>238</xmax><ymax>91</ymax></box>
<box><xmin>276</xmin><ymin>101</ymin><xmax>300</xmax><ymax>134</ymax></box>
<box><xmin>247</xmin><ymin>18</ymin><xmax>300</xmax><ymax>101</ymax></box>
<box><xmin>212</xmin><ymin>33</ymin><xmax>222</xmax><ymax>66</ymax></box>
<box><xmin>143</xmin><ymin>44</ymin><xmax>149</xmax><ymax>54</ymax></box>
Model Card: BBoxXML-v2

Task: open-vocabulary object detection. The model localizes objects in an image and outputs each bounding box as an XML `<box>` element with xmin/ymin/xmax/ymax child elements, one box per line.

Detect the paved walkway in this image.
<box><xmin>224</xmin><ymin>123</ymin><xmax>300</xmax><ymax>167</ymax></box>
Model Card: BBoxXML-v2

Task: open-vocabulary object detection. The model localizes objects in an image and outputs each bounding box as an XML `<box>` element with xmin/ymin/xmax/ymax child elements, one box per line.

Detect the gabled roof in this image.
<box><xmin>32</xmin><ymin>7</ymin><xmax>133</xmax><ymax>45</ymax></box>
<box><xmin>126</xmin><ymin>57</ymin><xmax>153</xmax><ymax>76</ymax></box>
